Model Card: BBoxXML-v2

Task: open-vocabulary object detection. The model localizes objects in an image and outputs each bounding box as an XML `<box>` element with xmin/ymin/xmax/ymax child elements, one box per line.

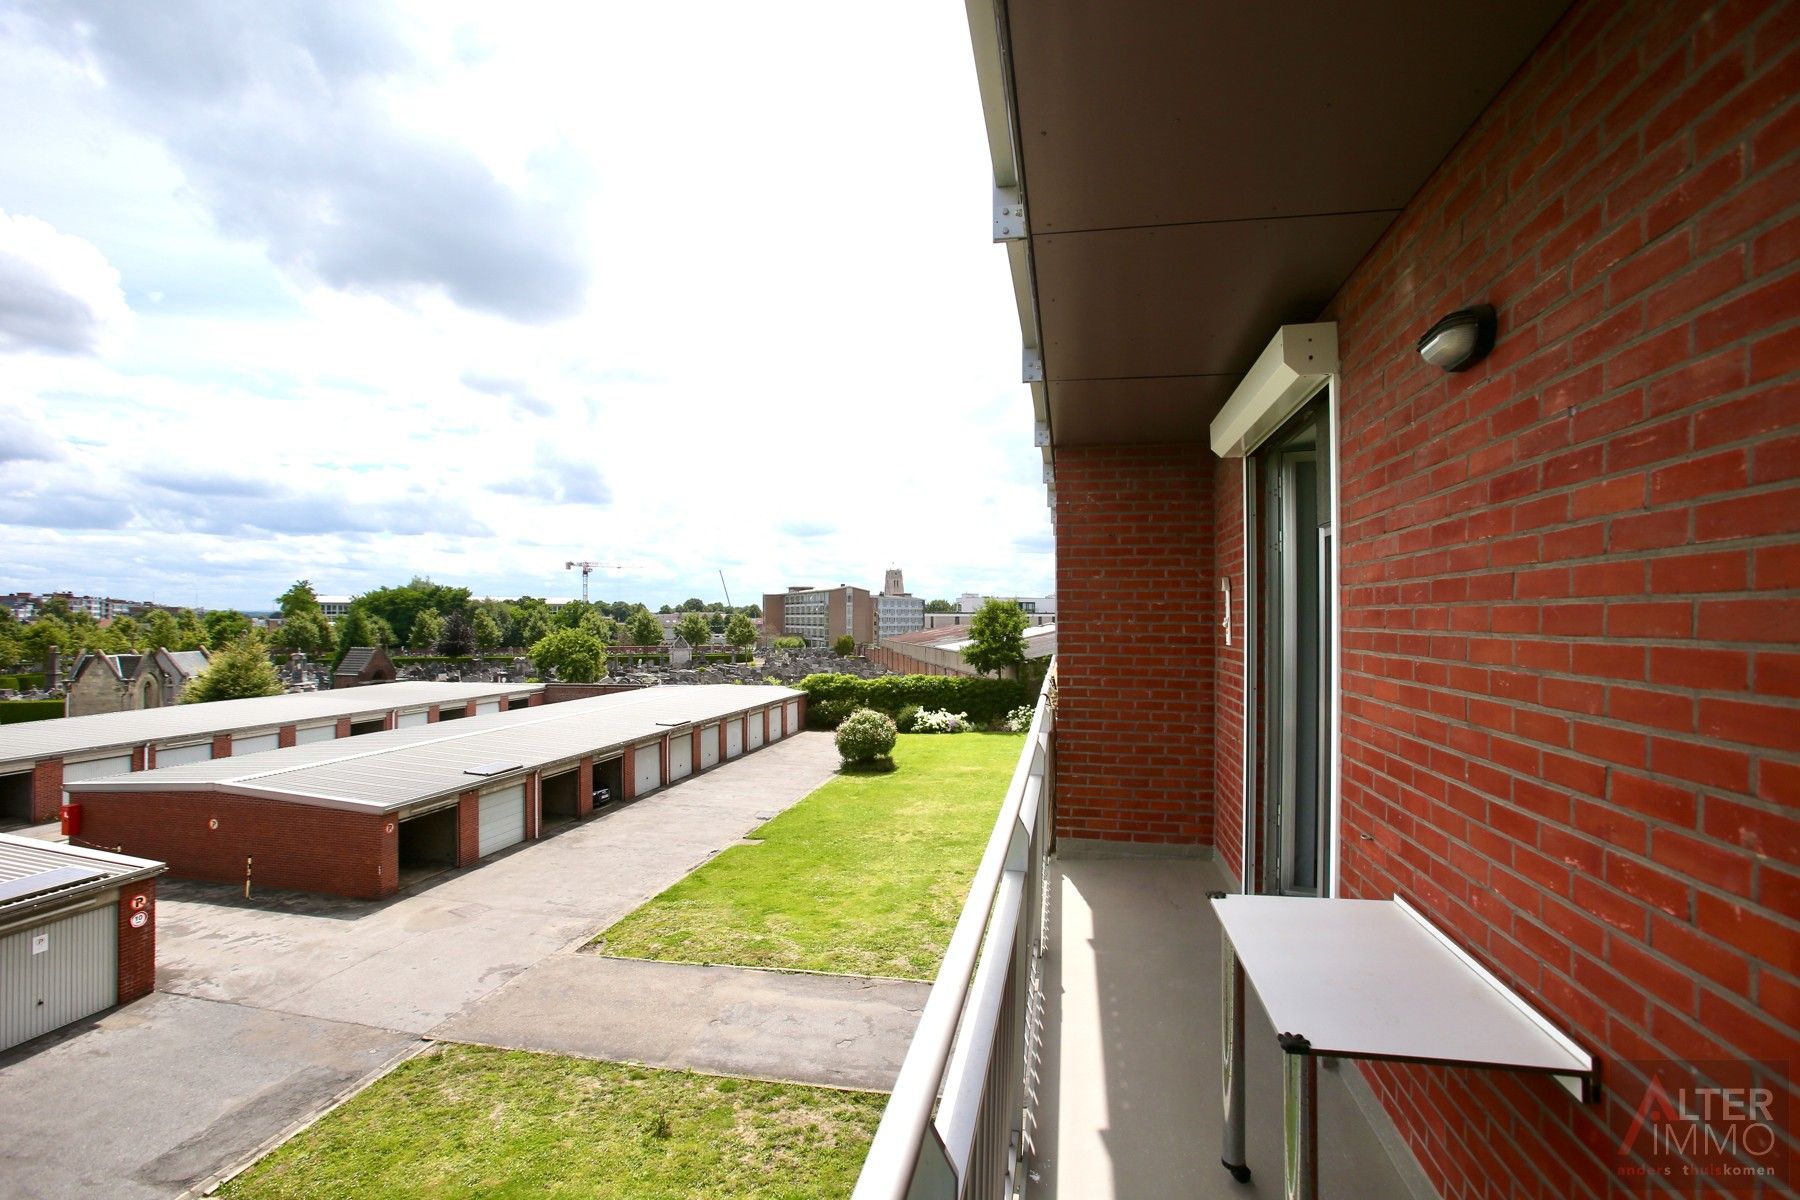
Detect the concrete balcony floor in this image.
<box><xmin>1028</xmin><ymin>854</ymin><xmax>1432</xmax><ymax>1199</ymax></box>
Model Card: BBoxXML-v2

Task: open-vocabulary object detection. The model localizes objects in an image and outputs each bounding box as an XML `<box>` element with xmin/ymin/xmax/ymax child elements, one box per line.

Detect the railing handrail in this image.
<box><xmin>852</xmin><ymin>660</ymin><xmax>1055</xmax><ymax>1200</ymax></box>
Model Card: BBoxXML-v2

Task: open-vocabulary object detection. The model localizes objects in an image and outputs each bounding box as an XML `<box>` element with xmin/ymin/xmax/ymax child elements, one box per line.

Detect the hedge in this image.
<box><xmin>391</xmin><ymin>655</ymin><xmax>518</xmax><ymax>667</ymax></box>
<box><xmin>0</xmin><ymin>673</ymin><xmax>47</xmax><ymax>691</ymax></box>
<box><xmin>797</xmin><ymin>673</ymin><xmax>1030</xmax><ymax>725</ymax></box>
<box><xmin>0</xmin><ymin>699</ymin><xmax>63</xmax><ymax>724</ymax></box>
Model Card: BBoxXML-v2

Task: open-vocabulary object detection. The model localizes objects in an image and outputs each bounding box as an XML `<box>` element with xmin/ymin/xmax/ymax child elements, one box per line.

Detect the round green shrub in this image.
<box><xmin>808</xmin><ymin>698</ymin><xmax>856</xmax><ymax>730</ymax></box>
<box><xmin>894</xmin><ymin>704</ymin><xmax>921</xmax><ymax>733</ymax></box>
<box><xmin>834</xmin><ymin>707</ymin><xmax>898</xmax><ymax>764</ymax></box>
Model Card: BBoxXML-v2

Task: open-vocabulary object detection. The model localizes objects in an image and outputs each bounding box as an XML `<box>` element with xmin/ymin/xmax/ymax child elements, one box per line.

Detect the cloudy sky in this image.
<box><xmin>0</xmin><ymin>1</ymin><xmax>1052</xmax><ymax>611</ymax></box>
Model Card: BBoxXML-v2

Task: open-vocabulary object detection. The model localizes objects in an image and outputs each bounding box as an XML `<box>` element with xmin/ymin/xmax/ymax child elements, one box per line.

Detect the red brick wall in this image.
<box><xmin>210</xmin><ymin>734</ymin><xmax>231</xmax><ymax>759</ymax></box>
<box><xmin>428</xmin><ymin>705</ymin><xmax>441</xmax><ymax>723</ymax></box>
<box><xmin>1316</xmin><ymin>2</ymin><xmax>1799</xmax><ymax>1194</ymax></box>
<box><xmin>74</xmin><ymin>792</ymin><xmax>393</xmax><ymax>899</ymax></box>
<box><xmin>115</xmin><ymin>878</ymin><xmax>156</xmax><ymax>1002</ymax></box>
<box><xmin>524</xmin><ymin>772</ymin><xmax>540</xmax><ymax>839</ymax></box>
<box><xmin>456</xmin><ymin>791</ymin><xmax>479</xmax><ymax>866</ymax></box>
<box><xmin>1213</xmin><ymin>456</ymin><xmax>1249</xmax><ymax>881</ymax></box>
<box><xmin>622</xmin><ymin>744</ymin><xmax>637</xmax><ymax>799</ymax></box>
<box><xmin>541</xmin><ymin>683</ymin><xmax>643</xmax><ymax>703</ymax></box>
<box><xmin>577</xmin><ymin>756</ymin><xmax>594</xmax><ymax>817</ymax></box>
<box><xmin>1055</xmin><ymin>445</ymin><xmax>1215</xmax><ymax>845</ymax></box>
<box><xmin>31</xmin><ymin>759</ymin><xmax>62</xmax><ymax>823</ymax></box>
<box><xmin>277</xmin><ymin>725</ymin><xmax>296</xmax><ymax>749</ymax></box>
<box><xmin>336</xmin><ymin>717</ymin><xmax>352</xmax><ymax>738</ymax></box>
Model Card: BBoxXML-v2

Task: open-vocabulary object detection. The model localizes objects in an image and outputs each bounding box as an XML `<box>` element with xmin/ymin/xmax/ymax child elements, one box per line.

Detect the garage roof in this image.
<box><xmin>65</xmin><ymin>685</ymin><xmax>802</xmax><ymax>814</ymax></box>
<box><xmin>0</xmin><ymin>833</ymin><xmax>164</xmax><ymax>923</ymax></box>
<box><xmin>0</xmin><ymin>681</ymin><xmax>543</xmax><ymax>774</ymax></box>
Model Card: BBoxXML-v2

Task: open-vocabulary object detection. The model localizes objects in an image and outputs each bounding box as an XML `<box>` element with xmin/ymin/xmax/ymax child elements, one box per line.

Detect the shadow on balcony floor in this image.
<box><xmin>1028</xmin><ymin>854</ymin><xmax>1432</xmax><ymax>1199</ymax></box>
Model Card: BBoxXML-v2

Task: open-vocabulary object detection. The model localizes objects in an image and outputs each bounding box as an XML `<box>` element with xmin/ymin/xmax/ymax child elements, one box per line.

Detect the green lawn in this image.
<box><xmin>596</xmin><ymin>732</ymin><xmax>1023</xmax><ymax>979</ymax></box>
<box><xmin>218</xmin><ymin>1044</ymin><xmax>884</xmax><ymax>1200</ymax></box>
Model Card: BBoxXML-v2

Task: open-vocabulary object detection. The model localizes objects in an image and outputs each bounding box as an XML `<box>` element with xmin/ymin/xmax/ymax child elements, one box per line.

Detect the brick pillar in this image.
<box><xmin>143</xmin><ymin>745</ymin><xmax>156</xmax><ymax>770</ymax></box>
<box><xmin>428</xmin><ymin>705</ymin><xmax>441</xmax><ymax>723</ymax></box>
<box><xmin>210</xmin><ymin>734</ymin><xmax>232</xmax><ymax>759</ymax></box>
<box><xmin>336</xmin><ymin>717</ymin><xmax>352</xmax><ymax>738</ymax></box>
<box><xmin>465</xmin><ymin>701</ymin><xmax>479</xmax><ymax>718</ymax></box>
<box><xmin>455</xmin><ymin>791</ymin><xmax>480</xmax><ymax>866</ymax></box>
<box><xmin>116</xmin><ymin>878</ymin><xmax>157</xmax><ymax>1004</ymax></box>
<box><xmin>376</xmin><ymin>815</ymin><xmax>400</xmax><ymax>898</ymax></box>
<box><xmin>622</xmin><ymin>745</ymin><xmax>637</xmax><ymax>800</ymax></box>
<box><xmin>525</xmin><ymin>773</ymin><xmax>541</xmax><ymax>840</ymax></box>
<box><xmin>718</xmin><ymin>722</ymin><xmax>728</xmax><ymax>763</ymax></box>
<box><xmin>796</xmin><ymin>695</ymin><xmax>806</xmax><ymax>729</ymax></box>
<box><xmin>660</xmin><ymin>735</ymin><xmax>671</xmax><ymax>784</ymax></box>
<box><xmin>741</xmin><ymin>714</ymin><xmax>750</xmax><ymax>754</ymax></box>
<box><xmin>577</xmin><ymin>757</ymin><xmax>595</xmax><ymax>818</ymax></box>
<box><xmin>763</xmin><ymin>708</ymin><xmax>771</xmax><ymax>743</ymax></box>
<box><xmin>529</xmin><ymin>693</ymin><xmax>544</xmax><ymax>706</ymax></box>
<box><xmin>382</xmin><ymin>712</ymin><xmax>397</xmax><ymax>731</ymax></box>
<box><xmin>278</xmin><ymin>724</ymin><xmax>297</xmax><ymax>749</ymax></box>
<box><xmin>691</xmin><ymin>728</ymin><xmax>704</xmax><ymax>773</ymax></box>
<box><xmin>130</xmin><ymin>746</ymin><xmax>146</xmax><ymax>771</ymax></box>
<box><xmin>33</xmin><ymin>758</ymin><xmax>63</xmax><ymax>823</ymax></box>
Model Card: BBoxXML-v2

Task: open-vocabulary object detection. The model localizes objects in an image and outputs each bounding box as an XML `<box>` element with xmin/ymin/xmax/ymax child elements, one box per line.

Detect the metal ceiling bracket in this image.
<box><xmin>1022</xmin><ymin>348</ymin><xmax>1044</xmax><ymax>383</ymax></box>
<box><xmin>1033</xmin><ymin>420</ymin><xmax>1051</xmax><ymax>447</ymax></box>
<box><xmin>993</xmin><ymin>186</ymin><xmax>1027</xmax><ymax>242</ymax></box>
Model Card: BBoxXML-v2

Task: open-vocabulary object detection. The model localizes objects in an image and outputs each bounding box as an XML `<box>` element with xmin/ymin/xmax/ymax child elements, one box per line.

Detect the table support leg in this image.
<box><xmin>1281</xmin><ymin>1042</ymin><xmax>1318</xmax><ymax>1200</ymax></box>
<box><xmin>1220</xmin><ymin>931</ymin><xmax>1250</xmax><ymax>1182</ymax></box>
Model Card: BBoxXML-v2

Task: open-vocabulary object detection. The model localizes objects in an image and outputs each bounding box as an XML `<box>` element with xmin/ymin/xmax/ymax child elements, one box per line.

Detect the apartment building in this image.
<box><xmin>761</xmin><ymin>584</ymin><xmax>874</xmax><ymax>649</ymax></box>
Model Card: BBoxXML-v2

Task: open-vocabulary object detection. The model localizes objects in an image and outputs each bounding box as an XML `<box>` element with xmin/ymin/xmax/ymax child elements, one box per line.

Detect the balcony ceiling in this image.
<box><xmin>1004</xmin><ymin>0</ymin><xmax>1572</xmax><ymax>446</ymax></box>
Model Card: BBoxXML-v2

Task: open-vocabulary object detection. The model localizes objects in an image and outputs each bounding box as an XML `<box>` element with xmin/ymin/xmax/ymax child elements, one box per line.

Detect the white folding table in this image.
<box><xmin>1209</xmin><ymin>892</ymin><xmax>1600</xmax><ymax>1199</ymax></box>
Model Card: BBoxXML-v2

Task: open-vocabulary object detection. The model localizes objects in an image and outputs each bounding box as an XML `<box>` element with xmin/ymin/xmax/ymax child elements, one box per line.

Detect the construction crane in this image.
<box><xmin>564</xmin><ymin>560</ymin><xmax>622</xmax><ymax>603</ymax></box>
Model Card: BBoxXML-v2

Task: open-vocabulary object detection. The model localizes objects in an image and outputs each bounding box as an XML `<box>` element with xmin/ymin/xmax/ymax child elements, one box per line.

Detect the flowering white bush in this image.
<box><xmin>911</xmin><ymin>708</ymin><xmax>970</xmax><ymax>734</ymax></box>
<box><xmin>1001</xmin><ymin>704</ymin><xmax>1034</xmax><ymax>732</ymax></box>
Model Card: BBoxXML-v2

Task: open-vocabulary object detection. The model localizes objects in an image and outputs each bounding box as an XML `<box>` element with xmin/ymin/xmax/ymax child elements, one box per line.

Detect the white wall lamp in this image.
<box><xmin>1417</xmin><ymin>305</ymin><xmax>1496</xmax><ymax>372</ymax></box>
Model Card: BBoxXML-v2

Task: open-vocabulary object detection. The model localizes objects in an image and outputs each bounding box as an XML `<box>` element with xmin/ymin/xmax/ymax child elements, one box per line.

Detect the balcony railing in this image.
<box><xmin>852</xmin><ymin>661</ymin><xmax>1055</xmax><ymax>1200</ymax></box>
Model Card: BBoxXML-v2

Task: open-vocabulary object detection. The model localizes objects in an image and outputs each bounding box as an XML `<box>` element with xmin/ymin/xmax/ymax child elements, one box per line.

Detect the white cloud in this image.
<box><xmin>0</xmin><ymin>210</ymin><xmax>132</xmax><ymax>354</ymax></box>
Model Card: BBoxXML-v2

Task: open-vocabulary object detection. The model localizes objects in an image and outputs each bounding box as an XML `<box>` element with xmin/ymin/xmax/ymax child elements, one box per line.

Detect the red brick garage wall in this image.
<box><xmin>1213</xmin><ymin>456</ymin><xmax>1249</xmax><ymax>882</ymax></box>
<box><xmin>115</xmin><ymin>878</ymin><xmax>156</xmax><ymax>1003</ymax></box>
<box><xmin>1055</xmin><ymin>445</ymin><xmax>1215</xmax><ymax>846</ymax></box>
<box><xmin>1322</xmin><ymin>2</ymin><xmax>1799</xmax><ymax>1194</ymax></box>
<box><xmin>74</xmin><ymin>791</ymin><xmax>394</xmax><ymax>899</ymax></box>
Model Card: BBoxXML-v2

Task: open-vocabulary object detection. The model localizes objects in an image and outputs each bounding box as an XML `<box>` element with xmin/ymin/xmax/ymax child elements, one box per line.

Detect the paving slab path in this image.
<box><xmin>433</xmin><ymin>953</ymin><xmax>928</xmax><ymax>1091</ymax></box>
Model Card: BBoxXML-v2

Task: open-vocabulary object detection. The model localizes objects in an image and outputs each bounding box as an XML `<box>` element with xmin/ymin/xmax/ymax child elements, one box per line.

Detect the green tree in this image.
<box><xmin>508</xmin><ymin>597</ymin><xmax>554</xmax><ymax>650</ymax></box>
<box><xmin>410</xmin><ymin>607</ymin><xmax>446</xmax><ymax>651</ymax></box>
<box><xmin>626</xmin><ymin>607</ymin><xmax>663</xmax><ymax>647</ymax></box>
<box><xmin>334</xmin><ymin>605</ymin><xmax>393</xmax><ymax>669</ymax></box>
<box><xmin>271</xmin><ymin>611</ymin><xmax>334</xmax><ymax>659</ymax></box>
<box><xmin>277</xmin><ymin>580</ymin><xmax>323</xmax><ymax>620</ymax></box>
<box><xmin>172</xmin><ymin>608</ymin><xmax>208</xmax><ymax>651</ymax></box>
<box><xmin>725</xmin><ymin>613</ymin><xmax>757</xmax><ymax>654</ymax></box>
<box><xmin>104</xmin><ymin>614</ymin><xmax>143</xmax><ymax>652</ymax></box>
<box><xmin>202</xmin><ymin>609</ymin><xmax>252</xmax><ymax>649</ymax></box>
<box><xmin>273</xmin><ymin>581</ymin><xmax>335</xmax><ymax>657</ymax></box>
<box><xmin>356</xmin><ymin>578</ymin><xmax>471</xmax><ymax>647</ymax></box>
<box><xmin>578</xmin><ymin>609</ymin><xmax>619</xmax><ymax>645</ymax></box>
<box><xmin>657</xmin><ymin>604</ymin><xmax>674</xmax><ymax>614</ymax></box>
<box><xmin>439</xmin><ymin>612</ymin><xmax>476</xmax><ymax>658</ymax></box>
<box><xmin>556</xmin><ymin>599</ymin><xmax>593</xmax><ymax>629</ymax></box>
<box><xmin>708</xmin><ymin>612</ymin><xmax>726</xmax><ymax>634</ymax></box>
<box><xmin>529</xmin><ymin>628</ymin><xmax>606</xmax><ymax>682</ymax></box>
<box><xmin>833</xmin><ymin>633</ymin><xmax>856</xmax><ymax>656</ymax></box>
<box><xmin>142</xmin><ymin>609</ymin><xmax>181</xmax><ymax>651</ymax></box>
<box><xmin>675</xmin><ymin>612</ymin><xmax>713</xmax><ymax>648</ymax></box>
<box><xmin>924</xmin><ymin>599</ymin><xmax>955</xmax><ymax>613</ymax></box>
<box><xmin>181</xmin><ymin>633</ymin><xmax>283</xmax><ymax>703</ymax></box>
<box><xmin>471</xmin><ymin>608</ymin><xmax>503</xmax><ymax>653</ymax></box>
<box><xmin>961</xmin><ymin>599</ymin><xmax>1029</xmax><ymax>677</ymax></box>
<box><xmin>680</xmin><ymin>598</ymin><xmax>706</xmax><ymax>612</ymax></box>
<box><xmin>37</xmin><ymin>597</ymin><xmax>71</xmax><ymax>622</ymax></box>
<box><xmin>742</xmin><ymin>603</ymin><xmax>762</xmax><ymax>618</ymax></box>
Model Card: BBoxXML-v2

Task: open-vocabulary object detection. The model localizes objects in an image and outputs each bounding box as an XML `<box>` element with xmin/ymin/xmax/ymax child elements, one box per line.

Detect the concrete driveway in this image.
<box><xmin>0</xmin><ymin>734</ymin><xmax>843</xmax><ymax>1199</ymax></box>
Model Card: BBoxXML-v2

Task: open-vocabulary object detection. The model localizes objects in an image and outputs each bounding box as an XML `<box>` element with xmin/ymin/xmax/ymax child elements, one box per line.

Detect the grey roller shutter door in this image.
<box><xmin>1</xmin><ymin>905</ymin><xmax>117</xmax><ymax>1051</ymax></box>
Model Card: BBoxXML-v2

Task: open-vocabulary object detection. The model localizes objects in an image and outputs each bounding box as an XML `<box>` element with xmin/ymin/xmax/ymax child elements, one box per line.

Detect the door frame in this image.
<box><xmin>1240</xmin><ymin>377</ymin><xmax>1341</xmax><ymax>899</ymax></box>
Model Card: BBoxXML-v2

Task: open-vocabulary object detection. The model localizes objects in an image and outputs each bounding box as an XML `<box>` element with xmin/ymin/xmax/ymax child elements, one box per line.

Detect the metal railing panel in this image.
<box><xmin>854</xmin><ymin>661</ymin><xmax>1056</xmax><ymax>1200</ymax></box>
